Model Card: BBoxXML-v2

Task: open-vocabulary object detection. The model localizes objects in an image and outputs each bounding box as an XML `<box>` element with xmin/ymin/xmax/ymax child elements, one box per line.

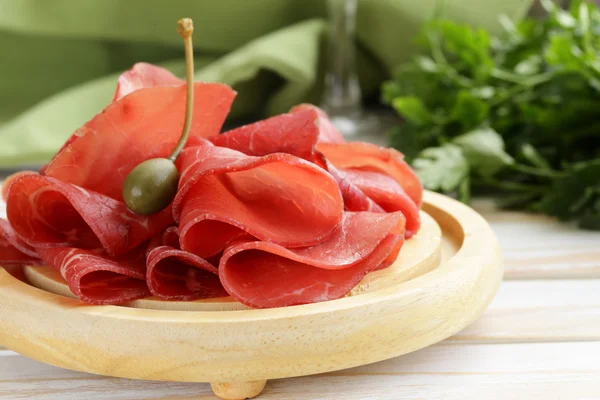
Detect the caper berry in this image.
<box><xmin>122</xmin><ymin>158</ymin><xmax>179</xmax><ymax>215</ymax></box>
<box><xmin>122</xmin><ymin>18</ymin><xmax>195</xmax><ymax>215</ymax></box>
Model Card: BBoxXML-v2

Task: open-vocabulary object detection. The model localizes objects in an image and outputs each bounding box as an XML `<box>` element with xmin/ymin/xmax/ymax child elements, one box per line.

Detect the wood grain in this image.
<box><xmin>473</xmin><ymin>200</ymin><xmax>600</xmax><ymax>279</ymax></box>
<box><xmin>1</xmin><ymin>342</ymin><xmax>598</xmax><ymax>399</ymax></box>
<box><xmin>453</xmin><ymin>279</ymin><xmax>600</xmax><ymax>343</ymax></box>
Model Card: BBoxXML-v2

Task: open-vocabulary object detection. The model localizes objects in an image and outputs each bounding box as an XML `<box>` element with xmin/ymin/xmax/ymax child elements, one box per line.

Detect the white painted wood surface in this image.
<box><xmin>2</xmin><ymin>198</ymin><xmax>600</xmax><ymax>398</ymax></box>
<box><xmin>1</xmin><ymin>342</ymin><xmax>599</xmax><ymax>399</ymax></box>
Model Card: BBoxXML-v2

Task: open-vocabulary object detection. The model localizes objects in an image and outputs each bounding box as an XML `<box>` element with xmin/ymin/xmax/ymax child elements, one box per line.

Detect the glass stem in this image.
<box><xmin>321</xmin><ymin>0</ymin><xmax>362</xmax><ymax>117</ymax></box>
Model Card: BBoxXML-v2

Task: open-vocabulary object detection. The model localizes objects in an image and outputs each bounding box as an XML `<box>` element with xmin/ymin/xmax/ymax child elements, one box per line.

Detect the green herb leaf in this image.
<box><xmin>450</xmin><ymin>90</ymin><xmax>490</xmax><ymax>128</ymax></box>
<box><xmin>452</xmin><ymin>128</ymin><xmax>514</xmax><ymax>177</ymax></box>
<box><xmin>391</xmin><ymin>96</ymin><xmax>432</xmax><ymax>126</ymax></box>
<box><xmin>536</xmin><ymin>159</ymin><xmax>600</xmax><ymax>220</ymax></box>
<box><xmin>384</xmin><ymin>4</ymin><xmax>600</xmax><ymax>229</ymax></box>
<box><xmin>413</xmin><ymin>144</ymin><xmax>469</xmax><ymax>193</ymax></box>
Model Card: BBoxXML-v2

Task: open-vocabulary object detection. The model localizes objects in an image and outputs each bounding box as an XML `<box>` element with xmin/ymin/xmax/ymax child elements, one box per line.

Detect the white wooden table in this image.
<box><xmin>1</xmin><ymin>201</ymin><xmax>600</xmax><ymax>399</ymax></box>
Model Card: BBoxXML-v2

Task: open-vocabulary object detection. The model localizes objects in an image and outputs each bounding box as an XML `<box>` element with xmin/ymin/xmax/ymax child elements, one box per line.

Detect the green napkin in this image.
<box><xmin>0</xmin><ymin>0</ymin><xmax>533</xmax><ymax>167</ymax></box>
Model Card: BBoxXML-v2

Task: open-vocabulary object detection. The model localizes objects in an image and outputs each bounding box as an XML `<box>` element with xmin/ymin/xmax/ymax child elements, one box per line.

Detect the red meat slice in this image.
<box><xmin>319</xmin><ymin>157</ymin><xmax>384</xmax><ymax>213</ymax></box>
<box><xmin>36</xmin><ymin>246</ymin><xmax>149</xmax><ymax>305</ymax></box>
<box><xmin>42</xmin><ymin>82</ymin><xmax>235</xmax><ymax>200</ymax></box>
<box><xmin>290</xmin><ymin>104</ymin><xmax>346</xmax><ymax>144</ymax></box>
<box><xmin>208</xmin><ymin>110</ymin><xmax>386</xmax><ymax>215</ymax></box>
<box><xmin>146</xmin><ymin>246</ymin><xmax>227</xmax><ymax>301</ymax></box>
<box><xmin>0</xmin><ymin>218</ymin><xmax>42</xmax><ymax>265</ymax></box>
<box><xmin>113</xmin><ymin>63</ymin><xmax>183</xmax><ymax>100</ymax></box>
<box><xmin>211</xmin><ymin>109</ymin><xmax>320</xmax><ymax>161</ymax></box>
<box><xmin>1</xmin><ymin>171</ymin><xmax>36</xmax><ymax>202</ymax></box>
<box><xmin>173</xmin><ymin>143</ymin><xmax>344</xmax><ymax>259</ymax></box>
<box><xmin>335</xmin><ymin>169</ymin><xmax>421</xmax><ymax>238</ymax></box>
<box><xmin>7</xmin><ymin>174</ymin><xmax>173</xmax><ymax>256</ymax></box>
<box><xmin>219</xmin><ymin>211</ymin><xmax>405</xmax><ymax>308</ymax></box>
<box><xmin>318</xmin><ymin>142</ymin><xmax>423</xmax><ymax>207</ymax></box>
<box><xmin>161</xmin><ymin>226</ymin><xmax>181</xmax><ymax>249</ymax></box>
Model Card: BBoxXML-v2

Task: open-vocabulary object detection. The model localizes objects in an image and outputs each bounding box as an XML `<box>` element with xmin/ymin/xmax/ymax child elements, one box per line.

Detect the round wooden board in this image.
<box><xmin>23</xmin><ymin>211</ymin><xmax>442</xmax><ymax>311</ymax></box>
<box><xmin>0</xmin><ymin>191</ymin><xmax>503</xmax><ymax>400</ymax></box>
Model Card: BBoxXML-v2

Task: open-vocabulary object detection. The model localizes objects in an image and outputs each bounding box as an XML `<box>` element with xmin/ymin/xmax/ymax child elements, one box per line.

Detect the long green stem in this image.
<box><xmin>509</xmin><ymin>163</ymin><xmax>565</xmax><ymax>178</ymax></box>
<box><xmin>169</xmin><ymin>18</ymin><xmax>195</xmax><ymax>162</ymax></box>
<box><xmin>478</xmin><ymin>178</ymin><xmax>547</xmax><ymax>193</ymax></box>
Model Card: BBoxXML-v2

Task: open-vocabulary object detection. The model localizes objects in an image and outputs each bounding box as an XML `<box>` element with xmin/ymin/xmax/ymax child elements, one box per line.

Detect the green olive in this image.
<box><xmin>122</xmin><ymin>158</ymin><xmax>179</xmax><ymax>215</ymax></box>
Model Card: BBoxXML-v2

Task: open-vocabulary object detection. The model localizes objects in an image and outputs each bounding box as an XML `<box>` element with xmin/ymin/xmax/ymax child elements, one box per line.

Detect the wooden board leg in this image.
<box><xmin>211</xmin><ymin>380</ymin><xmax>267</xmax><ymax>400</ymax></box>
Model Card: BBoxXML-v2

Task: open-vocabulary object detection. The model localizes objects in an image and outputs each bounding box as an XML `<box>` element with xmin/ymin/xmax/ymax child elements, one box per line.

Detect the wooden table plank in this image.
<box><xmin>1</xmin><ymin>343</ymin><xmax>598</xmax><ymax>399</ymax></box>
<box><xmin>474</xmin><ymin>201</ymin><xmax>600</xmax><ymax>279</ymax></box>
<box><xmin>453</xmin><ymin>279</ymin><xmax>600</xmax><ymax>343</ymax></box>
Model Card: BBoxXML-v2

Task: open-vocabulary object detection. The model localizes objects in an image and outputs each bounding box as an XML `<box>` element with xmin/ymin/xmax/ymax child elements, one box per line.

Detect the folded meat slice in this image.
<box><xmin>318</xmin><ymin>142</ymin><xmax>423</xmax><ymax>207</ymax></box>
<box><xmin>290</xmin><ymin>104</ymin><xmax>346</xmax><ymax>144</ymax></box>
<box><xmin>335</xmin><ymin>169</ymin><xmax>421</xmax><ymax>238</ymax></box>
<box><xmin>0</xmin><ymin>218</ymin><xmax>42</xmax><ymax>265</ymax></box>
<box><xmin>219</xmin><ymin>211</ymin><xmax>405</xmax><ymax>308</ymax></box>
<box><xmin>319</xmin><ymin>157</ymin><xmax>384</xmax><ymax>213</ymax></box>
<box><xmin>1</xmin><ymin>171</ymin><xmax>36</xmax><ymax>202</ymax></box>
<box><xmin>208</xmin><ymin>110</ymin><xmax>387</xmax><ymax>215</ymax></box>
<box><xmin>42</xmin><ymin>81</ymin><xmax>235</xmax><ymax>200</ymax></box>
<box><xmin>37</xmin><ymin>246</ymin><xmax>149</xmax><ymax>305</ymax></box>
<box><xmin>7</xmin><ymin>174</ymin><xmax>173</xmax><ymax>256</ymax></box>
<box><xmin>113</xmin><ymin>63</ymin><xmax>184</xmax><ymax>100</ymax></box>
<box><xmin>146</xmin><ymin>246</ymin><xmax>227</xmax><ymax>301</ymax></box>
<box><xmin>173</xmin><ymin>143</ymin><xmax>344</xmax><ymax>259</ymax></box>
<box><xmin>211</xmin><ymin>108</ymin><xmax>320</xmax><ymax>161</ymax></box>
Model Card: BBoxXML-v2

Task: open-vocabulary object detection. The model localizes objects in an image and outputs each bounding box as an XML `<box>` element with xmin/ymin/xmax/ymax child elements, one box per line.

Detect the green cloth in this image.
<box><xmin>0</xmin><ymin>0</ymin><xmax>533</xmax><ymax>167</ymax></box>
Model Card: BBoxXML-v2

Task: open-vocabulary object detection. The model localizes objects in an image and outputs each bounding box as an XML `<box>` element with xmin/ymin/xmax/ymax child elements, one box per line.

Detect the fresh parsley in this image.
<box><xmin>382</xmin><ymin>0</ymin><xmax>600</xmax><ymax>229</ymax></box>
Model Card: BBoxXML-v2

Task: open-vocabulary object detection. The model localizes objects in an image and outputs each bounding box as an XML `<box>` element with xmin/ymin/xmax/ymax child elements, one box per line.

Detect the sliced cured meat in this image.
<box><xmin>0</xmin><ymin>218</ymin><xmax>42</xmax><ymax>265</ymax></box>
<box><xmin>219</xmin><ymin>211</ymin><xmax>405</xmax><ymax>308</ymax></box>
<box><xmin>319</xmin><ymin>157</ymin><xmax>384</xmax><ymax>213</ymax></box>
<box><xmin>36</xmin><ymin>246</ymin><xmax>149</xmax><ymax>305</ymax></box>
<box><xmin>1</xmin><ymin>171</ymin><xmax>36</xmax><ymax>202</ymax></box>
<box><xmin>208</xmin><ymin>112</ymin><xmax>386</xmax><ymax>215</ymax></box>
<box><xmin>318</xmin><ymin>142</ymin><xmax>423</xmax><ymax>206</ymax></box>
<box><xmin>114</xmin><ymin>63</ymin><xmax>183</xmax><ymax>100</ymax></box>
<box><xmin>161</xmin><ymin>226</ymin><xmax>181</xmax><ymax>249</ymax></box>
<box><xmin>173</xmin><ymin>143</ymin><xmax>344</xmax><ymax>259</ymax></box>
<box><xmin>336</xmin><ymin>169</ymin><xmax>420</xmax><ymax>238</ymax></box>
<box><xmin>211</xmin><ymin>109</ymin><xmax>320</xmax><ymax>161</ymax></box>
<box><xmin>290</xmin><ymin>104</ymin><xmax>346</xmax><ymax>144</ymax></box>
<box><xmin>208</xmin><ymin>111</ymin><xmax>413</xmax><ymax>224</ymax></box>
<box><xmin>146</xmin><ymin>246</ymin><xmax>227</xmax><ymax>301</ymax></box>
<box><xmin>43</xmin><ymin>82</ymin><xmax>236</xmax><ymax>200</ymax></box>
<box><xmin>7</xmin><ymin>174</ymin><xmax>173</xmax><ymax>256</ymax></box>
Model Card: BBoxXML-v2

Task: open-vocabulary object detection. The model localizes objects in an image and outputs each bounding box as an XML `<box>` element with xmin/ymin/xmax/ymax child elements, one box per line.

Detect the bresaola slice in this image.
<box><xmin>318</xmin><ymin>141</ymin><xmax>423</xmax><ymax>207</ymax></box>
<box><xmin>173</xmin><ymin>142</ymin><xmax>344</xmax><ymax>258</ymax></box>
<box><xmin>1</xmin><ymin>171</ymin><xmax>36</xmax><ymax>202</ymax></box>
<box><xmin>319</xmin><ymin>157</ymin><xmax>384</xmax><ymax>213</ymax></box>
<box><xmin>146</xmin><ymin>246</ymin><xmax>227</xmax><ymax>301</ymax></box>
<box><xmin>42</xmin><ymin>82</ymin><xmax>236</xmax><ymax>200</ymax></box>
<box><xmin>113</xmin><ymin>63</ymin><xmax>184</xmax><ymax>100</ymax></box>
<box><xmin>211</xmin><ymin>108</ymin><xmax>320</xmax><ymax>161</ymax></box>
<box><xmin>336</xmin><ymin>169</ymin><xmax>421</xmax><ymax>238</ymax></box>
<box><xmin>207</xmin><ymin>110</ymin><xmax>393</xmax><ymax>216</ymax></box>
<box><xmin>6</xmin><ymin>174</ymin><xmax>173</xmax><ymax>256</ymax></box>
<box><xmin>0</xmin><ymin>219</ymin><xmax>42</xmax><ymax>265</ymax></box>
<box><xmin>36</xmin><ymin>246</ymin><xmax>149</xmax><ymax>304</ymax></box>
<box><xmin>219</xmin><ymin>211</ymin><xmax>405</xmax><ymax>308</ymax></box>
<box><xmin>290</xmin><ymin>104</ymin><xmax>346</xmax><ymax>144</ymax></box>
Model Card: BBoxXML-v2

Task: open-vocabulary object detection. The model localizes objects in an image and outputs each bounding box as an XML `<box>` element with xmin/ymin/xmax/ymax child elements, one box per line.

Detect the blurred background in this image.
<box><xmin>0</xmin><ymin>0</ymin><xmax>532</xmax><ymax>165</ymax></box>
